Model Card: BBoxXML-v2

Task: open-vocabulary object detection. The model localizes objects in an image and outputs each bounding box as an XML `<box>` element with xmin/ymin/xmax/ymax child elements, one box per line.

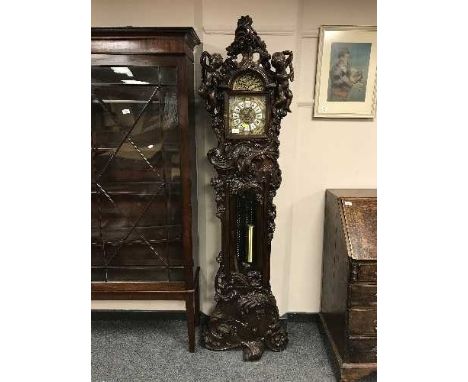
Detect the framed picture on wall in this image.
<box><xmin>313</xmin><ymin>25</ymin><xmax>377</xmax><ymax>119</ymax></box>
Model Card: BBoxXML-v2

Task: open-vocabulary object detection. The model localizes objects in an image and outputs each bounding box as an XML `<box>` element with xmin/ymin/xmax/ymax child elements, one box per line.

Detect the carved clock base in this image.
<box><xmin>202</xmin><ymin>259</ymin><xmax>288</xmax><ymax>361</ymax></box>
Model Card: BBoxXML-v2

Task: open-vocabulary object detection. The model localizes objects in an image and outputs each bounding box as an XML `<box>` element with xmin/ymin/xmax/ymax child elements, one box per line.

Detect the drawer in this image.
<box><xmin>349</xmin><ymin>284</ymin><xmax>377</xmax><ymax>307</ymax></box>
<box><xmin>348</xmin><ymin>307</ymin><xmax>377</xmax><ymax>337</ymax></box>
<box><xmin>350</xmin><ymin>261</ymin><xmax>376</xmax><ymax>283</ymax></box>
<box><xmin>348</xmin><ymin>337</ymin><xmax>377</xmax><ymax>355</ymax></box>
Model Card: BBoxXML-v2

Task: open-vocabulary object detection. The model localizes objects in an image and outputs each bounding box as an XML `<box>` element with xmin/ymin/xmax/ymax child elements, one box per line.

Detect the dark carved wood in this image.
<box><xmin>198</xmin><ymin>16</ymin><xmax>293</xmax><ymax>361</ymax></box>
<box><xmin>320</xmin><ymin>189</ymin><xmax>377</xmax><ymax>382</ymax></box>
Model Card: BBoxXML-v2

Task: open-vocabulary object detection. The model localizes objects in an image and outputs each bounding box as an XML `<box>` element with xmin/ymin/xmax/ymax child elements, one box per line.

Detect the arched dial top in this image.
<box><xmin>232</xmin><ymin>71</ymin><xmax>265</xmax><ymax>91</ymax></box>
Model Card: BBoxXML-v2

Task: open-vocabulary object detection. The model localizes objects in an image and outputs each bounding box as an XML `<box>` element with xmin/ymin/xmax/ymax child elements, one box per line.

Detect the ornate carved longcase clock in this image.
<box><xmin>199</xmin><ymin>16</ymin><xmax>294</xmax><ymax>361</ymax></box>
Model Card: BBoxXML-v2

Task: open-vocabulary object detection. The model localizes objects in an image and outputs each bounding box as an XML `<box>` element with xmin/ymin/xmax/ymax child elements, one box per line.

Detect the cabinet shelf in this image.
<box><xmin>91</xmin><ymin>237</ymin><xmax>182</xmax><ymax>246</ymax></box>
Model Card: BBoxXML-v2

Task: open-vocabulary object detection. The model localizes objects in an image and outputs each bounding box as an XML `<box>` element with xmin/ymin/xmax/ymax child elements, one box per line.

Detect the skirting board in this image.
<box><xmin>91</xmin><ymin>310</ymin><xmax>188</xmax><ymax>321</ymax></box>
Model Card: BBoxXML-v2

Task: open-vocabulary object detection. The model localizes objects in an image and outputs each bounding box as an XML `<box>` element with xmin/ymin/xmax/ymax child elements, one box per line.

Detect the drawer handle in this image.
<box><xmin>373</xmin><ymin>319</ymin><xmax>377</xmax><ymax>332</ymax></box>
<box><xmin>351</xmin><ymin>264</ymin><xmax>359</xmax><ymax>282</ymax></box>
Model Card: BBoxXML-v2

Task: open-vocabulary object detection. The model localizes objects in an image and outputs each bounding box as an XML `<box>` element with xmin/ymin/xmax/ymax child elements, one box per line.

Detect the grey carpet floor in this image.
<box><xmin>92</xmin><ymin>318</ymin><xmax>377</xmax><ymax>382</ymax></box>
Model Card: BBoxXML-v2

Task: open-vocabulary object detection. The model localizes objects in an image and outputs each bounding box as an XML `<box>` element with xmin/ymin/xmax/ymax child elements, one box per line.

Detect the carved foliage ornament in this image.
<box><xmin>199</xmin><ymin>15</ymin><xmax>293</xmax><ymax>361</ymax></box>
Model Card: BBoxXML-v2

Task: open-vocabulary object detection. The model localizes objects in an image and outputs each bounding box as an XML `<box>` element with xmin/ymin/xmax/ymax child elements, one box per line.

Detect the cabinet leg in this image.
<box><xmin>185</xmin><ymin>293</ymin><xmax>195</xmax><ymax>352</ymax></box>
<box><xmin>194</xmin><ymin>267</ymin><xmax>200</xmax><ymax>327</ymax></box>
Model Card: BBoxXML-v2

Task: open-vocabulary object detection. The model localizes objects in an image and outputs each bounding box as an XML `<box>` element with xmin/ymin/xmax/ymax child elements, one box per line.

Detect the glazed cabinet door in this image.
<box><xmin>91</xmin><ymin>56</ymin><xmax>185</xmax><ymax>282</ymax></box>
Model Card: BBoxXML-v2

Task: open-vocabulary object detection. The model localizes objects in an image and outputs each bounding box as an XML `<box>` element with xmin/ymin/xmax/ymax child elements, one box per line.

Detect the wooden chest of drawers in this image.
<box><xmin>319</xmin><ymin>189</ymin><xmax>377</xmax><ymax>382</ymax></box>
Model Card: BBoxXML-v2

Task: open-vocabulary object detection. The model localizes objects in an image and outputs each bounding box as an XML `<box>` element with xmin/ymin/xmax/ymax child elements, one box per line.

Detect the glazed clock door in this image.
<box><xmin>91</xmin><ymin>57</ymin><xmax>185</xmax><ymax>283</ymax></box>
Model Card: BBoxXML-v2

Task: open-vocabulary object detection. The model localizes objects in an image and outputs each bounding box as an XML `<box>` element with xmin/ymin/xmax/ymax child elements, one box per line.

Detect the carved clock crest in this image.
<box><xmin>198</xmin><ymin>15</ymin><xmax>294</xmax><ymax>361</ymax></box>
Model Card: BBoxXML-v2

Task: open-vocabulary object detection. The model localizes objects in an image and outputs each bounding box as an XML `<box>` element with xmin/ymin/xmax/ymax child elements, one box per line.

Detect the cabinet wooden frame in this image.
<box><xmin>91</xmin><ymin>27</ymin><xmax>200</xmax><ymax>352</ymax></box>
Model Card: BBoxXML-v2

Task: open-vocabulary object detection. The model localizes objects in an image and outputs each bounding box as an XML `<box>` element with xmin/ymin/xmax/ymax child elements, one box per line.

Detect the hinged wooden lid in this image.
<box><xmin>340</xmin><ymin>196</ymin><xmax>377</xmax><ymax>261</ymax></box>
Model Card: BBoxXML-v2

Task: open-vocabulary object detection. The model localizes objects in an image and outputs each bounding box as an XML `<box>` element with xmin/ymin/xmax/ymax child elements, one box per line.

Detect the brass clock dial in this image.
<box><xmin>228</xmin><ymin>95</ymin><xmax>266</xmax><ymax>136</ymax></box>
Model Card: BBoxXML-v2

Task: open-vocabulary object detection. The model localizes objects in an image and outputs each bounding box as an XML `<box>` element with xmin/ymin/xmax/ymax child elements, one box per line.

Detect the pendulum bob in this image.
<box><xmin>246</xmin><ymin>224</ymin><xmax>254</xmax><ymax>264</ymax></box>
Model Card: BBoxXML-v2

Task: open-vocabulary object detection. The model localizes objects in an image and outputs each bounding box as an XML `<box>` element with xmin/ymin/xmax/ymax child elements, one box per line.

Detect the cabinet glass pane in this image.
<box><xmin>91</xmin><ymin>64</ymin><xmax>183</xmax><ymax>282</ymax></box>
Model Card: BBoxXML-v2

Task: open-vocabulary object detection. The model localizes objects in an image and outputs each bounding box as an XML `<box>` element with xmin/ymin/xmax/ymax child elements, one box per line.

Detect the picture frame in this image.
<box><xmin>313</xmin><ymin>25</ymin><xmax>377</xmax><ymax>119</ymax></box>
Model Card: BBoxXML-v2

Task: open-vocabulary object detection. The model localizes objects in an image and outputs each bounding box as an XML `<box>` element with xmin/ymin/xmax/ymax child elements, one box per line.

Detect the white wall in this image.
<box><xmin>91</xmin><ymin>0</ymin><xmax>377</xmax><ymax>314</ymax></box>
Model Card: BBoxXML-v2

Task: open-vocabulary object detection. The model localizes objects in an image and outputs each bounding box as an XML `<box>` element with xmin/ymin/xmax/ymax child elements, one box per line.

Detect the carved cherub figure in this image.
<box><xmin>199</xmin><ymin>51</ymin><xmax>224</xmax><ymax>113</ymax></box>
<box><xmin>271</xmin><ymin>50</ymin><xmax>294</xmax><ymax>114</ymax></box>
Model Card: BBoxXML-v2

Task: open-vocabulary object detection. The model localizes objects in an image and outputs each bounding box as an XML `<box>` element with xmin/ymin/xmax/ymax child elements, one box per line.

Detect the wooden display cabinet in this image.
<box><xmin>91</xmin><ymin>27</ymin><xmax>200</xmax><ymax>352</ymax></box>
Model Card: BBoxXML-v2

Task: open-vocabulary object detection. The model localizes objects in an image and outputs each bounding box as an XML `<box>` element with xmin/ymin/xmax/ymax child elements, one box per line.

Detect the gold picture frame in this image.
<box><xmin>313</xmin><ymin>25</ymin><xmax>377</xmax><ymax>119</ymax></box>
